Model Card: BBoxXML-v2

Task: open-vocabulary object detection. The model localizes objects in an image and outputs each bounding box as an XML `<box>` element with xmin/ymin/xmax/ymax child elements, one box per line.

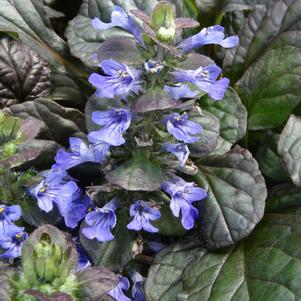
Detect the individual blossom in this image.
<box><xmin>0</xmin><ymin>228</ymin><xmax>28</xmax><ymax>259</ymax></box>
<box><xmin>63</xmin><ymin>194</ymin><xmax>93</xmax><ymax>229</ymax></box>
<box><xmin>82</xmin><ymin>198</ymin><xmax>118</xmax><ymax>242</ymax></box>
<box><xmin>53</xmin><ymin>137</ymin><xmax>101</xmax><ymax>171</ymax></box>
<box><xmin>29</xmin><ymin>169</ymin><xmax>79</xmax><ymax>216</ymax></box>
<box><xmin>131</xmin><ymin>271</ymin><xmax>146</xmax><ymax>301</ymax></box>
<box><xmin>88</xmin><ymin>108</ymin><xmax>132</xmax><ymax>146</ymax></box>
<box><xmin>163</xmin><ymin>142</ymin><xmax>190</xmax><ymax>167</ymax></box>
<box><xmin>144</xmin><ymin>60</ymin><xmax>164</xmax><ymax>74</ymax></box>
<box><xmin>164</xmin><ymin>84</ymin><xmax>198</xmax><ymax>100</ymax></box>
<box><xmin>92</xmin><ymin>6</ymin><xmax>144</xmax><ymax>45</ymax></box>
<box><xmin>161</xmin><ymin>176</ymin><xmax>207</xmax><ymax>230</ymax></box>
<box><xmin>165</xmin><ymin>112</ymin><xmax>202</xmax><ymax>143</ymax></box>
<box><xmin>89</xmin><ymin>60</ymin><xmax>142</xmax><ymax>99</ymax></box>
<box><xmin>108</xmin><ymin>275</ymin><xmax>131</xmax><ymax>301</ymax></box>
<box><xmin>172</xmin><ymin>64</ymin><xmax>229</xmax><ymax>100</ymax></box>
<box><xmin>76</xmin><ymin>243</ymin><xmax>91</xmax><ymax>272</ymax></box>
<box><xmin>127</xmin><ymin>200</ymin><xmax>161</xmax><ymax>233</ymax></box>
<box><xmin>0</xmin><ymin>204</ymin><xmax>22</xmax><ymax>236</ymax></box>
<box><xmin>178</xmin><ymin>25</ymin><xmax>238</xmax><ymax>53</ymax></box>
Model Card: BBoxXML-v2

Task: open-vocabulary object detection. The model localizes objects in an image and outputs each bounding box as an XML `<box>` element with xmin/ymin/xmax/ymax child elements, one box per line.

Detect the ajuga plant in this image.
<box><xmin>2</xmin><ymin>0</ymin><xmax>301</xmax><ymax>300</ymax></box>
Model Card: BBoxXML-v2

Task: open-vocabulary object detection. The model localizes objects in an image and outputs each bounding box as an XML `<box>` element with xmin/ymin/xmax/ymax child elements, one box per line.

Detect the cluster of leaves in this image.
<box><xmin>0</xmin><ymin>0</ymin><xmax>300</xmax><ymax>300</ymax></box>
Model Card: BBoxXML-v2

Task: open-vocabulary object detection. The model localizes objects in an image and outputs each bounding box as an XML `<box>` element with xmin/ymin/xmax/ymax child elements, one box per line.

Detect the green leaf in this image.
<box><xmin>266</xmin><ymin>184</ymin><xmax>301</xmax><ymax>213</ymax></box>
<box><xmin>80</xmin><ymin>212</ymin><xmax>135</xmax><ymax>270</ymax></box>
<box><xmin>278</xmin><ymin>114</ymin><xmax>301</xmax><ymax>186</ymax></box>
<box><xmin>0</xmin><ymin>264</ymin><xmax>15</xmax><ymax>301</ymax></box>
<box><xmin>178</xmin><ymin>53</ymin><xmax>214</xmax><ymax>70</ymax></box>
<box><xmin>97</xmin><ymin>37</ymin><xmax>144</xmax><ymax>65</ymax></box>
<box><xmin>223</xmin><ymin>1</ymin><xmax>301</xmax><ymax>129</ymax></box>
<box><xmin>238</xmin><ymin>45</ymin><xmax>301</xmax><ymax>130</ymax></box>
<box><xmin>256</xmin><ymin>133</ymin><xmax>289</xmax><ymax>181</ymax></box>
<box><xmin>77</xmin><ymin>267</ymin><xmax>118</xmax><ymax>301</ymax></box>
<box><xmin>188</xmin><ymin>108</ymin><xmax>220</xmax><ymax>157</ymax></box>
<box><xmin>3</xmin><ymin>98</ymin><xmax>85</xmax><ymax>146</ymax></box>
<box><xmin>177</xmin><ymin>214</ymin><xmax>301</xmax><ymax>301</ymax></box>
<box><xmin>145</xmin><ymin>236</ymin><xmax>204</xmax><ymax>301</ymax></box>
<box><xmin>65</xmin><ymin>0</ymin><xmax>158</xmax><ymax>66</ymax></box>
<box><xmin>0</xmin><ymin>0</ymin><xmax>68</xmax><ymax>68</ymax></box>
<box><xmin>194</xmin><ymin>146</ymin><xmax>267</xmax><ymax>249</ymax></box>
<box><xmin>200</xmin><ymin>87</ymin><xmax>247</xmax><ymax>144</ymax></box>
<box><xmin>106</xmin><ymin>152</ymin><xmax>162</xmax><ymax>191</ymax></box>
<box><xmin>134</xmin><ymin>88</ymin><xmax>179</xmax><ymax>113</ymax></box>
<box><xmin>147</xmin><ymin>213</ymin><xmax>301</xmax><ymax>301</ymax></box>
<box><xmin>0</xmin><ymin>37</ymin><xmax>50</xmax><ymax>107</ymax></box>
<box><xmin>49</xmin><ymin>71</ymin><xmax>87</xmax><ymax>109</ymax></box>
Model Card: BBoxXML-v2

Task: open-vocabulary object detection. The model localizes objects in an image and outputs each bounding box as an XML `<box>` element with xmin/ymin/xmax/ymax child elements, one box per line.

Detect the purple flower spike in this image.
<box><xmin>88</xmin><ymin>108</ymin><xmax>132</xmax><ymax>147</ymax></box>
<box><xmin>164</xmin><ymin>84</ymin><xmax>198</xmax><ymax>100</ymax></box>
<box><xmin>165</xmin><ymin>112</ymin><xmax>202</xmax><ymax>144</ymax></box>
<box><xmin>0</xmin><ymin>205</ymin><xmax>22</xmax><ymax>236</ymax></box>
<box><xmin>108</xmin><ymin>275</ymin><xmax>131</xmax><ymax>301</ymax></box>
<box><xmin>131</xmin><ymin>271</ymin><xmax>146</xmax><ymax>301</ymax></box>
<box><xmin>163</xmin><ymin>142</ymin><xmax>190</xmax><ymax>167</ymax></box>
<box><xmin>0</xmin><ymin>228</ymin><xmax>28</xmax><ymax>259</ymax></box>
<box><xmin>82</xmin><ymin>198</ymin><xmax>118</xmax><ymax>242</ymax></box>
<box><xmin>89</xmin><ymin>60</ymin><xmax>142</xmax><ymax>99</ymax></box>
<box><xmin>179</xmin><ymin>25</ymin><xmax>239</xmax><ymax>53</ymax></box>
<box><xmin>172</xmin><ymin>64</ymin><xmax>229</xmax><ymax>100</ymax></box>
<box><xmin>76</xmin><ymin>244</ymin><xmax>91</xmax><ymax>272</ymax></box>
<box><xmin>29</xmin><ymin>169</ymin><xmax>79</xmax><ymax>216</ymax></box>
<box><xmin>161</xmin><ymin>176</ymin><xmax>207</xmax><ymax>230</ymax></box>
<box><xmin>53</xmin><ymin>137</ymin><xmax>100</xmax><ymax>171</ymax></box>
<box><xmin>127</xmin><ymin>200</ymin><xmax>161</xmax><ymax>233</ymax></box>
<box><xmin>92</xmin><ymin>6</ymin><xmax>144</xmax><ymax>45</ymax></box>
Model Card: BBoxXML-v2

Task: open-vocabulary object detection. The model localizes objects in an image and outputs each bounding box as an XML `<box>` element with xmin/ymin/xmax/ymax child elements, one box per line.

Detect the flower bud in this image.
<box><xmin>151</xmin><ymin>2</ymin><xmax>176</xmax><ymax>43</ymax></box>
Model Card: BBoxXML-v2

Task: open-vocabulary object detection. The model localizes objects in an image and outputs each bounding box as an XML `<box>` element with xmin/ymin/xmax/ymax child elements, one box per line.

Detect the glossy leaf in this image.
<box><xmin>97</xmin><ymin>37</ymin><xmax>144</xmax><ymax>65</ymax></box>
<box><xmin>3</xmin><ymin>98</ymin><xmax>85</xmax><ymax>145</ymax></box>
<box><xmin>77</xmin><ymin>267</ymin><xmax>118</xmax><ymax>301</ymax></box>
<box><xmin>194</xmin><ymin>146</ymin><xmax>267</xmax><ymax>249</ymax></box>
<box><xmin>145</xmin><ymin>236</ymin><xmax>204</xmax><ymax>301</ymax></box>
<box><xmin>0</xmin><ymin>38</ymin><xmax>50</xmax><ymax>107</ymax></box>
<box><xmin>188</xmin><ymin>108</ymin><xmax>220</xmax><ymax>157</ymax></box>
<box><xmin>256</xmin><ymin>133</ymin><xmax>288</xmax><ymax>181</ymax></box>
<box><xmin>178</xmin><ymin>214</ymin><xmax>301</xmax><ymax>301</ymax></box>
<box><xmin>200</xmin><ymin>87</ymin><xmax>247</xmax><ymax>144</ymax></box>
<box><xmin>134</xmin><ymin>88</ymin><xmax>179</xmax><ymax>113</ymax></box>
<box><xmin>278</xmin><ymin>114</ymin><xmax>301</xmax><ymax>186</ymax></box>
<box><xmin>106</xmin><ymin>152</ymin><xmax>162</xmax><ymax>191</ymax></box>
<box><xmin>0</xmin><ymin>0</ymin><xmax>68</xmax><ymax>68</ymax></box>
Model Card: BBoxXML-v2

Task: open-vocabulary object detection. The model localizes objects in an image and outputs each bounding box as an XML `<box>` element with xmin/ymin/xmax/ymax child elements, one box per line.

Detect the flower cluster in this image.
<box><xmin>25</xmin><ymin>3</ymin><xmax>238</xmax><ymax>300</ymax></box>
<box><xmin>0</xmin><ymin>204</ymin><xmax>27</xmax><ymax>259</ymax></box>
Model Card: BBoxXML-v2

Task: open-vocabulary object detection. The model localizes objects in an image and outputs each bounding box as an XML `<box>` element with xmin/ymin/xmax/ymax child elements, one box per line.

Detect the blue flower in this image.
<box><xmin>63</xmin><ymin>194</ymin><xmax>93</xmax><ymax>229</ymax></box>
<box><xmin>178</xmin><ymin>25</ymin><xmax>238</xmax><ymax>53</ymax></box>
<box><xmin>29</xmin><ymin>169</ymin><xmax>79</xmax><ymax>216</ymax></box>
<box><xmin>144</xmin><ymin>60</ymin><xmax>164</xmax><ymax>74</ymax></box>
<box><xmin>88</xmin><ymin>108</ymin><xmax>132</xmax><ymax>146</ymax></box>
<box><xmin>127</xmin><ymin>200</ymin><xmax>161</xmax><ymax>233</ymax></box>
<box><xmin>131</xmin><ymin>271</ymin><xmax>146</xmax><ymax>301</ymax></box>
<box><xmin>0</xmin><ymin>228</ymin><xmax>28</xmax><ymax>259</ymax></box>
<box><xmin>53</xmin><ymin>137</ymin><xmax>101</xmax><ymax>171</ymax></box>
<box><xmin>89</xmin><ymin>60</ymin><xmax>142</xmax><ymax>99</ymax></box>
<box><xmin>76</xmin><ymin>243</ymin><xmax>91</xmax><ymax>272</ymax></box>
<box><xmin>163</xmin><ymin>142</ymin><xmax>190</xmax><ymax>167</ymax></box>
<box><xmin>161</xmin><ymin>176</ymin><xmax>207</xmax><ymax>230</ymax></box>
<box><xmin>165</xmin><ymin>112</ymin><xmax>202</xmax><ymax>143</ymax></box>
<box><xmin>172</xmin><ymin>64</ymin><xmax>229</xmax><ymax>100</ymax></box>
<box><xmin>108</xmin><ymin>275</ymin><xmax>131</xmax><ymax>301</ymax></box>
<box><xmin>164</xmin><ymin>84</ymin><xmax>198</xmax><ymax>100</ymax></box>
<box><xmin>0</xmin><ymin>204</ymin><xmax>22</xmax><ymax>236</ymax></box>
<box><xmin>92</xmin><ymin>6</ymin><xmax>144</xmax><ymax>45</ymax></box>
<box><xmin>82</xmin><ymin>198</ymin><xmax>118</xmax><ymax>242</ymax></box>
